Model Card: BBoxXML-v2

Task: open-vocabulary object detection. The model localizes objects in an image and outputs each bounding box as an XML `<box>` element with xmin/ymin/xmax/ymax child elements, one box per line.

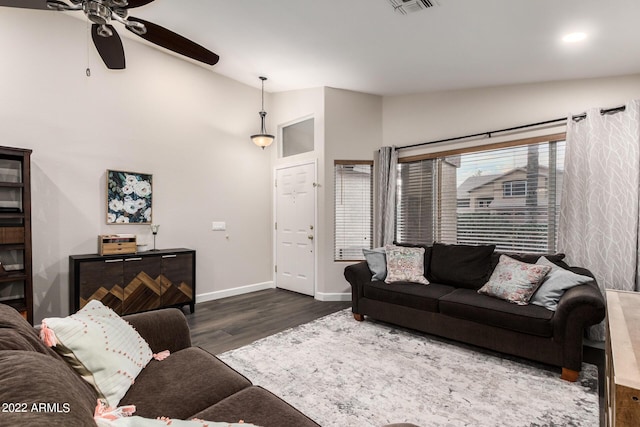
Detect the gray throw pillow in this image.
<box><xmin>363</xmin><ymin>247</ymin><xmax>386</xmax><ymax>281</ymax></box>
<box><xmin>530</xmin><ymin>256</ymin><xmax>593</xmax><ymax>311</ymax></box>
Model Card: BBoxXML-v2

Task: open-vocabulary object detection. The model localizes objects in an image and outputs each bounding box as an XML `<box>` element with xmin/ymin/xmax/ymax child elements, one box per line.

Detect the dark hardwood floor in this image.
<box><xmin>185</xmin><ymin>288</ymin><xmax>350</xmax><ymax>355</ymax></box>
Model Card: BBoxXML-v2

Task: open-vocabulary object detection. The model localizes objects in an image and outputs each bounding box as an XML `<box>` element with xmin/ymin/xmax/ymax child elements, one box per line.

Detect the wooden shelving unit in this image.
<box><xmin>0</xmin><ymin>146</ymin><xmax>33</xmax><ymax>323</ymax></box>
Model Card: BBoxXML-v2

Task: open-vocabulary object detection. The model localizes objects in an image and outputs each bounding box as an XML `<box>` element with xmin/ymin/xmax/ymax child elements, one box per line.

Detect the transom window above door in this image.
<box><xmin>282</xmin><ymin>118</ymin><xmax>314</xmax><ymax>157</ymax></box>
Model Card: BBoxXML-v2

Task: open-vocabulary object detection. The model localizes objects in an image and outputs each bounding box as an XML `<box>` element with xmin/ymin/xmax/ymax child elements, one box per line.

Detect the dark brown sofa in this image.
<box><xmin>0</xmin><ymin>304</ymin><xmax>318</xmax><ymax>427</ymax></box>
<box><xmin>344</xmin><ymin>243</ymin><xmax>606</xmax><ymax>382</ymax></box>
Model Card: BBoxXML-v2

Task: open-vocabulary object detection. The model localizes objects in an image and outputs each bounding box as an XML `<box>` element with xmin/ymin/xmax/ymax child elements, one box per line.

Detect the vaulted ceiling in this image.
<box><xmin>4</xmin><ymin>0</ymin><xmax>640</xmax><ymax>95</ymax></box>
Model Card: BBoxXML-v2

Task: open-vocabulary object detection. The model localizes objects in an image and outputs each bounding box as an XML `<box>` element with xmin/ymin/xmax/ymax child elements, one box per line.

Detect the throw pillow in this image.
<box><xmin>530</xmin><ymin>256</ymin><xmax>594</xmax><ymax>311</ymax></box>
<box><xmin>41</xmin><ymin>300</ymin><xmax>154</xmax><ymax>407</ymax></box>
<box><xmin>478</xmin><ymin>255</ymin><xmax>552</xmax><ymax>305</ymax></box>
<box><xmin>429</xmin><ymin>243</ymin><xmax>495</xmax><ymax>289</ymax></box>
<box><xmin>393</xmin><ymin>242</ymin><xmax>433</xmax><ymax>277</ymax></box>
<box><xmin>94</xmin><ymin>402</ymin><xmax>256</xmax><ymax>427</ymax></box>
<box><xmin>384</xmin><ymin>245</ymin><xmax>429</xmax><ymax>285</ymax></box>
<box><xmin>362</xmin><ymin>247</ymin><xmax>387</xmax><ymax>281</ymax></box>
<box><xmin>490</xmin><ymin>252</ymin><xmax>567</xmax><ymax>272</ymax></box>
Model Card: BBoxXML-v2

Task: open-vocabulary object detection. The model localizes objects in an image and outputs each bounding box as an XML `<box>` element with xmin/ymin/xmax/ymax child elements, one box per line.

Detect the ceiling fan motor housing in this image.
<box><xmin>84</xmin><ymin>0</ymin><xmax>112</xmax><ymax>25</ymax></box>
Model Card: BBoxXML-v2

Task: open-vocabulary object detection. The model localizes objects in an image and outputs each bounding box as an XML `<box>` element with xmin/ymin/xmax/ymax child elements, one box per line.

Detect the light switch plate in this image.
<box><xmin>212</xmin><ymin>221</ymin><xmax>226</xmax><ymax>231</ymax></box>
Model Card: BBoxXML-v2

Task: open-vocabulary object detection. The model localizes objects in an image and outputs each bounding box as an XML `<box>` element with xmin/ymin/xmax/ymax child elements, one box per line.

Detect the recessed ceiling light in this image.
<box><xmin>562</xmin><ymin>32</ymin><xmax>587</xmax><ymax>43</ymax></box>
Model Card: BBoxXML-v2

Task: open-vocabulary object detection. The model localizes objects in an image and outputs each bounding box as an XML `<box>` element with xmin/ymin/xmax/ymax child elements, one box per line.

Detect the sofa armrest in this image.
<box><xmin>124</xmin><ymin>308</ymin><xmax>191</xmax><ymax>354</ymax></box>
<box><xmin>554</xmin><ymin>281</ymin><xmax>605</xmax><ymax>339</ymax></box>
<box><xmin>344</xmin><ymin>261</ymin><xmax>372</xmax><ymax>313</ymax></box>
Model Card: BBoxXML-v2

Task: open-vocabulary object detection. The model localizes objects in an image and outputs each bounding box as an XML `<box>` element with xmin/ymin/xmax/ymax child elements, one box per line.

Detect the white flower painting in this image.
<box><xmin>107</xmin><ymin>170</ymin><xmax>152</xmax><ymax>224</ymax></box>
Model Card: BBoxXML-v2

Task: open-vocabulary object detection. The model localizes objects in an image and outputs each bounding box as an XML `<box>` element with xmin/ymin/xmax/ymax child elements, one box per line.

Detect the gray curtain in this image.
<box><xmin>374</xmin><ymin>146</ymin><xmax>398</xmax><ymax>247</ymax></box>
<box><xmin>558</xmin><ymin>100</ymin><xmax>640</xmax><ymax>340</ymax></box>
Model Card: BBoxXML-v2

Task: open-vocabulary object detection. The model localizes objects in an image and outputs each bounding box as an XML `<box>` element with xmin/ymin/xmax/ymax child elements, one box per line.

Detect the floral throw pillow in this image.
<box><xmin>478</xmin><ymin>255</ymin><xmax>551</xmax><ymax>305</ymax></box>
<box><xmin>384</xmin><ymin>245</ymin><xmax>429</xmax><ymax>285</ymax></box>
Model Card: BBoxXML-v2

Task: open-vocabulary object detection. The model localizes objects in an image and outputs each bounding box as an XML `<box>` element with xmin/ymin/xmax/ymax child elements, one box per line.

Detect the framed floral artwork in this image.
<box><xmin>106</xmin><ymin>170</ymin><xmax>152</xmax><ymax>224</ymax></box>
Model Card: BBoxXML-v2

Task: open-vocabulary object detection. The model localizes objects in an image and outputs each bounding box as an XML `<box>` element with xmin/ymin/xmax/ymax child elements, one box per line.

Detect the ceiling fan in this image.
<box><xmin>0</xmin><ymin>0</ymin><xmax>219</xmax><ymax>69</ymax></box>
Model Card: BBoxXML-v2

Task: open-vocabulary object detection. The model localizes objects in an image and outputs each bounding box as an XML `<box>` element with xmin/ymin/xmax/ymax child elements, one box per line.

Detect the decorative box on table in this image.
<box><xmin>98</xmin><ymin>234</ymin><xmax>137</xmax><ymax>256</ymax></box>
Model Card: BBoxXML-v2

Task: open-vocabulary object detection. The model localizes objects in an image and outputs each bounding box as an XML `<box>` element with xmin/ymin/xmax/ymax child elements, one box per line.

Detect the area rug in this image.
<box><xmin>219</xmin><ymin>309</ymin><xmax>598</xmax><ymax>427</ymax></box>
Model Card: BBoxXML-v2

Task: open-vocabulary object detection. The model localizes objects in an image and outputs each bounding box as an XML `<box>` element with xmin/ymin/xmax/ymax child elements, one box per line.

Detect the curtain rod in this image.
<box><xmin>398</xmin><ymin>104</ymin><xmax>626</xmax><ymax>151</ymax></box>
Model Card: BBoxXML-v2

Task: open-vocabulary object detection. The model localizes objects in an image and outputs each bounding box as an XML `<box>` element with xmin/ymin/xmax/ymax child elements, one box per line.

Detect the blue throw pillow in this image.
<box><xmin>362</xmin><ymin>247</ymin><xmax>386</xmax><ymax>281</ymax></box>
<box><xmin>530</xmin><ymin>257</ymin><xmax>593</xmax><ymax>311</ymax></box>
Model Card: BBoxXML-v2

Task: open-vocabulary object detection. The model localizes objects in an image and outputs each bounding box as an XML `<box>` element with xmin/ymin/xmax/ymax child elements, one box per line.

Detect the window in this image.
<box><xmin>334</xmin><ymin>161</ymin><xmax>373</xmax><ymax>261</ymax></box>
<box><xmin>282</xmin><ymin>118</ymin><xmax>314</xmax><ymax>157</ymax></box>
<box><xmin>395</xmin><ymin>134</ymin><xmax>566</xmax><ymax>253</ymax></box>
<box><xmin>476</xmin><ymin>197</ymin><xmax>494</xmax><ymax>208</ymax></box>
<box><xmin>503</xmin><ymin>180</ymin><xmax>527</xmax><ymax>197</ymax></box>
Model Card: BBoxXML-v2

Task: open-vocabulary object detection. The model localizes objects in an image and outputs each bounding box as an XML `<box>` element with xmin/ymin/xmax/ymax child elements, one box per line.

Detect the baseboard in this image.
<box><xmin>315</xmin><ymin>292</ymin><xmax>351</xmax><ymax>302</ymax></box>
<box><xmin>196</xmin><ymin>281</ymin><xmax>275</xmax><ymax>303</ymax></box>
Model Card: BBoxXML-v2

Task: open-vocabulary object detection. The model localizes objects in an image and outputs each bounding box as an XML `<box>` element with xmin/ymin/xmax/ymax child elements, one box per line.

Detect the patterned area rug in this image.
<box><xmin>219</xmin><ymin>309</ymin><xmax>598</xmax><ymax>427</ymax></box>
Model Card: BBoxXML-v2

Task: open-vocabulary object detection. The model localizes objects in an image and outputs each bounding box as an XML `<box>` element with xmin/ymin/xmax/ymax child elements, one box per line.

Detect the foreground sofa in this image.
<box><xmin>344</xmin><ymin>243</ymin><xmax>606</xmax><ymax>381</ymax></box>
<box><xmin>0</xmin><ymin>304</ymin><xmax>318</xmax><ymax>427</ymax></box>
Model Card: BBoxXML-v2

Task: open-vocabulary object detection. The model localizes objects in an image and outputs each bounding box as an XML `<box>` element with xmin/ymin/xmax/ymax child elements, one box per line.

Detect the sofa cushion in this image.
<box><xmin>439</xmin><ymin>289</ymin><xmax>554</xmax><ymax>337</ymax></box>
<box><xmin>42</xmin><ymin>299</ymin><xmax>153</xmax><ymax>407</ymax></box>
<box><xmin>429</xmin><ymin>243</ymin><xmax>495</xmax><ymax>289</ymax></box>
<box><xmin>192</xmin><ymin>386</ymin><xmax>320</xmax><ymax>427</ymax></box>
<box><xmin>0</xmin><ymin>304</ymin><xmax>60</xmax><ymax>357</ymax></box>
<box><xmin>364</xmin><ymin>281</ymin><xmax>456</xmax><ymax>312</ymax></box>
<box><xmin>384</xmin><ymin>245</ymin><xmax>429</xmax><ymax>285</ymax></box>
<box><xmin>0</xmin><ymin>350</ymin><xmax>98</xmax><ymax>427</ymax></box>
<box><xmin>121</xmin><ymin>346</ymin><xmax>251</xmax><ymax>419</ymax></box>
<box><xmin>478</xmin><ymin>255</ymin><xmax>551</xmax><ymax>305</ymax></box>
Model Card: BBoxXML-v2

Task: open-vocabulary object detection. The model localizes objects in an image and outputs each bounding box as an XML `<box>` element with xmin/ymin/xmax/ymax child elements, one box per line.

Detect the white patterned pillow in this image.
<box><xmin>384</xmin><ymin>245</ymin><xmax>429</xmax><ymax>285</ymax></box>
<box><xmin>41</xmin><ymin>300</ymin><xmax>153</xmax><ymax>407</ymax></box>
<box><xmin>478</xmin><ymin>255</ymin><xmax>551</xmax><ymax>305</ymax></box>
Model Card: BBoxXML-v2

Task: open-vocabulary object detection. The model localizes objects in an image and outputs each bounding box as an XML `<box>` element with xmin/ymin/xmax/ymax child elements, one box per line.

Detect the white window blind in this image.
<box><xmin>395</xmin><ymin>137</ymin><xmax>566</xmax><ymax>253</ymax></box>
<box><xmin>396</xmin><ymin>160</ymin><xmax>436</xmax><ymax>244</ymax></box>
<box><xmin>334</xmin><ymin>162</ymin><xmax>373</xmax><ymax>260</ymax></box>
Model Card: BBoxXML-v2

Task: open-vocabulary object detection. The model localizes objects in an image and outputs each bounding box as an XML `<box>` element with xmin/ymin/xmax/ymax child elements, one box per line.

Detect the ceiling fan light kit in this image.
<box><xmin>1</xmin><ymin>0</ymin><xmax>219</xmax><ymax>70</ymax></box>
<box><xmin>251</xmin><ymin>77</ymin><xmax>275</xmax><ymax>150</ymax></box>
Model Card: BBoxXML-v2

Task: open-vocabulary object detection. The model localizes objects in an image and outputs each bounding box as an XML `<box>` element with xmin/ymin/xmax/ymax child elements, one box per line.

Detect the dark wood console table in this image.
<box><xmin>69</xmin><ymin>248</ymin><xmax>195</xmax><ymax>315</ymax></box>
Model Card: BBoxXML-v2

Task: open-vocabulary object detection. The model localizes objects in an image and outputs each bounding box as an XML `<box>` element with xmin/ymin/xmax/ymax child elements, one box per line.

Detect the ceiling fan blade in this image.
<box><xmin>0</xmin><ymin>0</ymin><xmax>49</xmax><ymax>10</ymax></box>
<box><xmin>123</xmin><ymin>0</ymin><xmax>155</xmax><ymax>8</ymax></box>
<box><xmin>91</xmin><ymin>24</ymin><xmax>126</xmax><ymax>70</ymax></box>
<box><xmin>126</xmin><ymin>17</ymin><xmax>219</xmax><ymax>66</ymax></box>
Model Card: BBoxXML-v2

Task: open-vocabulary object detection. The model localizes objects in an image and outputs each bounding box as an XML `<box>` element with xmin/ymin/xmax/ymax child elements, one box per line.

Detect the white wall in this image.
<box><xmin>323</xmin><ymin>88</ymin><xmax>382</xmax><ymax>297</ymax></box>
<box><xmin>0</xmin><ymin>9</ymin><xmax>273</xmax><ymax>322</ymax></box>
<box><xmin>383</xmin><ymin>74</ymin><xmax>640</xmax><ymax>149</ymax></box>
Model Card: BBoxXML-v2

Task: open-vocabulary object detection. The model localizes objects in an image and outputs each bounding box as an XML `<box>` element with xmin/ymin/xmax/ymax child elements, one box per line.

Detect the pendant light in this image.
<box><xmin>250</xmin><ymin>76</ymin><xmax>275</xmax><ymax>149</ymax></box>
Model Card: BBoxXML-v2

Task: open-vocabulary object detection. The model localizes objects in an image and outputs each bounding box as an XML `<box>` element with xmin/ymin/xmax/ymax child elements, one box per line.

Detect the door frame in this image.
<box><xmin>273</xmin><ymin>159</ymin><xmax>318</xmax><ymax>296</ymax></box>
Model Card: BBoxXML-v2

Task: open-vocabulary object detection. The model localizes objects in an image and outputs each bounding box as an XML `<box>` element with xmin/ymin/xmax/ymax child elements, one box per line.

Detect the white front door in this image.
<box><xmin>275</xmin><ymin>163</ymin><xmax>315</xmax><ymax>296</ymax></box>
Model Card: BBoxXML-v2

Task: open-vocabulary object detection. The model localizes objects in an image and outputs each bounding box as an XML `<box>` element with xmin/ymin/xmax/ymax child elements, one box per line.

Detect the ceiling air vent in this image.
<box><xmin>388</xmin><ymin>0</ymin><xmax>437</xmax><ymax>15</ymax></box>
